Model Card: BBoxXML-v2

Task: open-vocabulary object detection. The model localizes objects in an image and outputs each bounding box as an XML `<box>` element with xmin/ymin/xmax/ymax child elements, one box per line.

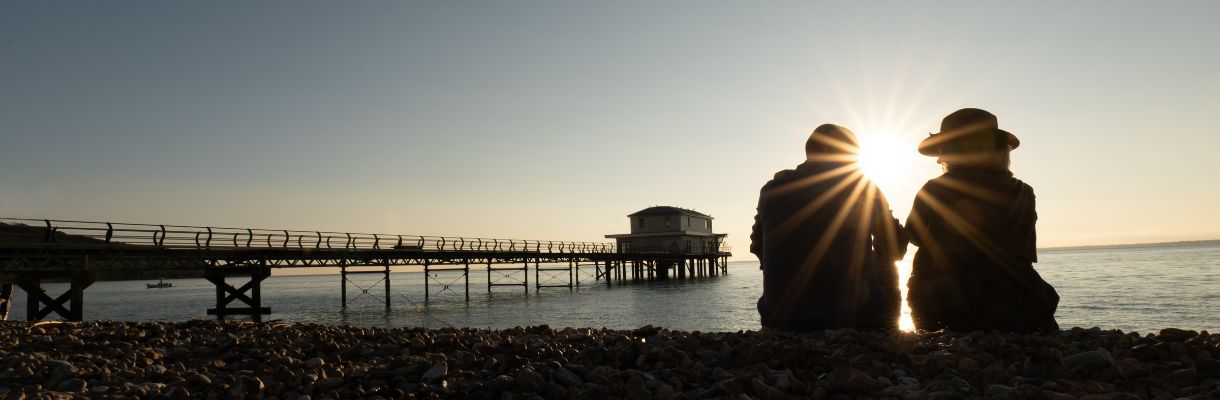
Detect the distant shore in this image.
<box><xmin>1040</xmin><ymin>239</ymin><xmax>1220</xmax><ymax>252</ymax></box>
<box><xmin>2</xmin><ymin>321</ymin><xmax>1217</xmax><ymax>399</ymax></box>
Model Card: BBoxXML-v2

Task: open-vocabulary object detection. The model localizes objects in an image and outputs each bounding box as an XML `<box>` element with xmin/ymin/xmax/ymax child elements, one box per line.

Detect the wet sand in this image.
<box><xmin>2</xmin><ymin>321</ymin><xmax>1218</xmax><ymax>399</ymax></box>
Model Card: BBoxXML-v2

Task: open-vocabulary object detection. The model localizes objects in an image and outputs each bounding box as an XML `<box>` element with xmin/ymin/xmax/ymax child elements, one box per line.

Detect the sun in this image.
<box><xmin>854</xmin><ymin>132</ymin><xmax>918</xmax><ymax>196</ymax></box>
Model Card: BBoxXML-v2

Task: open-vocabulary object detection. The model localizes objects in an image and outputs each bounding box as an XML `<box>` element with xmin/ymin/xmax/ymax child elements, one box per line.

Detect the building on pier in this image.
<box><xmin>605</xmin><ymin>206</ymin><xmax>727</xmax><ymax>254</ymax></box>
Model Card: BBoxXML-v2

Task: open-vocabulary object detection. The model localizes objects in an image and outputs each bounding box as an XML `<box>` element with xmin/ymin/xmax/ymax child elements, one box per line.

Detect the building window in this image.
<box><xmin>665</xmin><ymin>216</ymin><xmax>672</xmax><ymax>227</ymax></box>
<box><xmin>686</xmin><ymin>216</ymin><xmax>690</xmax><ymax>226</ymax></box>
<box><xmin>705</xmin><ymin>220</ymin><xmax>710</xmax><ymax>229</ymax></box>
<box><xmin>639</xmin><ymin>218</ymin><xmax>646</xmax><ymax>228</ymax></box>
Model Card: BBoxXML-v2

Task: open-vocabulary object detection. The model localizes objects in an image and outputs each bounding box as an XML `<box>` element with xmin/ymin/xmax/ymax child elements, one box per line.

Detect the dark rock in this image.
<box><xmin>56</xmin><ymin>378</ymin><xmax>87</xmax><ymax>393</ymax></box>
<box><xmin>750</xmin><ymin>377</ymin><xmax>785</xmax><ymax>400</ymax></box>
<box><xmin>624</xmin><ymin>375</ymin><xmax>650</xmax><ymax>400</ymax></box>
<box><xmin>516</xmin><ymin>369</ymin><xmax>545</xmax><ymax>392</ymax></box>
<box><xmin>1159</xmin><ymin>328</ymin><xmax>1198</xmax><ymax>342</ymax></box>
<box><xmin>827</xmin><ymin>366</ymin><xmax>878</xmax><ymax>394</ymax></box>
<box><xmin>45</xmin><ymin>360</ymin><xmax>76</xmax><ymax>384</ymax></box>
<box><xmin>984</xmin><ymin>384</ymin><xmax>1013</xmax><ymax>397</ymax></box>
<box><xmin>216</xmin><ymin>333</ymin><xmax>239</xmax><ymax>349</ymax></box>
<box><xmin>315</xmin><ymin>376</ymin><xmax>344</xmax><ymax>391</ymax></box>
<box><xmin>583</xmin><ymin>383</ymin><xmax>613</xmax><ymax>399</ymax></box>
<box><xmin>632</xmin><ymin>325</ymin><xmax>661</xmax><ymax>337</ymax></box>
<box><xmin>1042</xmin><ymin>390</ymin><xmax>1076</xmax><ymax>400</ymax></box>
<box><xmin>421</xmin><ymin>361</ymin><xmax>448</xmax><ymax>382</ymax></box>
<box><xmin>552</xmin><ymin>367</ymin><xmax>583</xmax><ymax>387</ymax></box>
<box><xmin>1062</xmin><ymin>349</ymin><xmax>1115</xmax><ymax>373</ymax></box>
<box><xmin>544</xmin><ymin>382</ymin><xmax>567</xmax><ymax>399</ymax></box>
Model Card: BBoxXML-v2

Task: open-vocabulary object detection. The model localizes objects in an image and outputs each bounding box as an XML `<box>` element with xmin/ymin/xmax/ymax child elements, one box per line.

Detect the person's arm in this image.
<box><xmin>904</xmin><ymin>184</ymin><xmax>932</xmax><ymax>248</ymax></box>
<box><xmin>1025</xmin><ymin>186</ymin><xmax>1038</xmax><ymax>263</ymax></box>
<box><xmin>870</xmin><ymin>184</ymin><xmax>908</xmax><ymax>261</ymax></box>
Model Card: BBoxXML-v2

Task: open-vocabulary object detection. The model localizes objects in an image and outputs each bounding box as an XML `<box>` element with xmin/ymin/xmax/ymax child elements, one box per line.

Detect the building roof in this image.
<box><xmin>605</xmin><ymin>231</ymin><xmax>727</xmax><ymax>239</ymax></box>
<box><xmin>627</xmin><ymin>206</ymin><xmax>711</xmax><ymax>218</ymax></box>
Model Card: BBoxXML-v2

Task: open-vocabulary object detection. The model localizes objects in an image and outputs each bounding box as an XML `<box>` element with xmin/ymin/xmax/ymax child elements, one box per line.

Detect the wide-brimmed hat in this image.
<box><xmin>918</xmin><ymin>108</ymin><xmax>1020</xmax><ymax>156</ymax></box>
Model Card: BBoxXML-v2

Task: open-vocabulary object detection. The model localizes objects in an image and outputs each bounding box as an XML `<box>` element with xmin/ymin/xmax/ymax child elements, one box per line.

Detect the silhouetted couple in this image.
<box><xmin>752</xmin><ymin>108</ymin><xmax>1060</xmax><ymax>333</ymax></box>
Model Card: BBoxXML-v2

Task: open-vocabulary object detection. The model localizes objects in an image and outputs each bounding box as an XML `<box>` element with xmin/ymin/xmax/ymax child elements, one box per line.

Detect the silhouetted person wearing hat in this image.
<box><xmin>752</xmin><ymin>124</ymin><xmax>907</xmax><ymax>331</ymax></box>
<box><xmin>906</xmin><ymin>108</ymin><xmax>1059</xmax><ymax>333</ymax></box>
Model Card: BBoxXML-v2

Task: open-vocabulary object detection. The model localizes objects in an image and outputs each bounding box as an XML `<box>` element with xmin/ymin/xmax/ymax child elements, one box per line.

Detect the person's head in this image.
<box><xmin>918</xmin><ymin>108</ymin><xmax>1019</xmax><ymax>172</ymax></box>
<box><xmin>805</xmin><ymin>124</ymin><xmax>859</xmax><ymax>162</ymax></box>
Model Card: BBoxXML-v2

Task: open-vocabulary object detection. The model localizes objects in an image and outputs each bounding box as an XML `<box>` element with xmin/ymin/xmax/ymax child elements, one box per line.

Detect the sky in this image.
<box><xmin>3</xmin><ymin>1</ymin><xmax>1219</xmax><ymax>260</ymax></box>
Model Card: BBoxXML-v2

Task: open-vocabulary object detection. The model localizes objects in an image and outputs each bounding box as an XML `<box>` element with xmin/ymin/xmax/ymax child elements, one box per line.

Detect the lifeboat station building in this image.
<box><xmin>605</xmin><ymin>206</ymin><xmax>727</xmax><ymax>254</ymax></box>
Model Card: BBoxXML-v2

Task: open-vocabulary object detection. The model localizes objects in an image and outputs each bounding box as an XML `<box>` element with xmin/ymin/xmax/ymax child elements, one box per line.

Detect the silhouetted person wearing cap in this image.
<box><xmin>752</xmin><ymin>124</ymin><xmax>907</xmax><ymax>331</ymax></box>
<box><xmin>906</xmin><ymin>108</ymin><xmax>1059</xmax><ymax>333</ymax></box>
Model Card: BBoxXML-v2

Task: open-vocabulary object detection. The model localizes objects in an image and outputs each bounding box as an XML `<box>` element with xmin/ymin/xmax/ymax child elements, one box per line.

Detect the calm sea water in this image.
<box><xmin>6</xmin><ymin>243</ymin><xmax>1219</xmax><ymax>333</ymax></box>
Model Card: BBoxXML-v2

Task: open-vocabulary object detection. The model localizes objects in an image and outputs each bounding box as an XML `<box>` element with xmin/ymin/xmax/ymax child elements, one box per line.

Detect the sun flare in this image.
<box><xmin>852</xmin><ymin>130</ymin><xmax>931</xmax><ymax>332</ymax></box>
<box><xmin>853</xmin><ymin>131</ymin><xmax>927</xmax><ymax>200</ymax></box>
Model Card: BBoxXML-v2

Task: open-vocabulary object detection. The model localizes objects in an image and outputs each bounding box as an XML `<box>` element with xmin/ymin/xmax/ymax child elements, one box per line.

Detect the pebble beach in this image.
<box><xmin>3</xmin><ymin>321</ymin><xmax>1219</xmax><ymax>399</ymax></box>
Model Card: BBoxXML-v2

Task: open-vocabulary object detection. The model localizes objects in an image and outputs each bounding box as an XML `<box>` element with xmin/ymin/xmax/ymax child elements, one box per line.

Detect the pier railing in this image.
<box><xmin>1</xmin><ymin>217</ymin><xmax>733</xmax><ymax>322</ymax></box>
<box><xmin>0</xmin><ymin>218</ymin><xmax>626</xmax><ymax>254</ymax></box>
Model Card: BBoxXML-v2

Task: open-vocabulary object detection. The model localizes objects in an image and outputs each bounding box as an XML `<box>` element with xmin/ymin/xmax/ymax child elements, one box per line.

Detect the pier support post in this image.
<box><xmin>464</xmin><ymin>260</ymin><xmax>470</xmax><ymax>303</ymax></box>
<box><xmin>205</xmin><ymin>266</ymin><xmax>271</xmax><ymax>322</ymax></box>
<box><xmin>0</xmin><ymin>283</ymin><xmax>11</xmax><ymax>320</ymax></box>
<box><xmin>340</xmin><ymin>264</ymin><xmax>392</xmax><ymax>309</ymax></box>
<box><xmin>14</xmin><ymin>271</ymin><xmax>95</xmax><ymax>322</ymax></box>
<box><xmin>424</xmin><ymin>260</ymin><xmax>431</xmax><ymax>303</ymax></box>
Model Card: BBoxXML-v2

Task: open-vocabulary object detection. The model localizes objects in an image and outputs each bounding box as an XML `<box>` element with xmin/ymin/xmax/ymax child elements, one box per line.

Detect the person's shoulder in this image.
<box><xmin>920</xmin><ymin>174</ymin><xmax>950</xmax><ymax>190</ymax></box>
<box><xmin>760</xmin><ymin>169</ymin><xmax>797</xmax><ymax>193</ymax></box>
<box><xmin>772</xmin><ymin>168</ymin><xmax>798</xmax><ymax>181</ymax></box>
<box><xmin>1011</xmin><ymin>177</ymin><xmax>1036</xmax><ymax>196</ymax></box>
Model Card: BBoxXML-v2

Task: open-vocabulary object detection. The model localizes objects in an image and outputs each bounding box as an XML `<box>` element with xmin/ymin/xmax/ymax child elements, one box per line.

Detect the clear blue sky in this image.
<box><xmin>3</xmin><ymin>1</ymin><xmax>1219</xmax><ymax>257</ymax></box>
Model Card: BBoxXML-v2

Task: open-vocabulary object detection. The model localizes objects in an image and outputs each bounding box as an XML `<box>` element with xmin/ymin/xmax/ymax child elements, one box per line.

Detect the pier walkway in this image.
<box><xmin>0</xmin><ymin>218</ymin><xmax>730</xmax><ymax>322</ymax></box>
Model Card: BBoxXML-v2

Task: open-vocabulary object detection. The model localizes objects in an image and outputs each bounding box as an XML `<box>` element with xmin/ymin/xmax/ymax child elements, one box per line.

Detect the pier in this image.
<box><xmin>0</xmin><ymin>218</ymin><xmax>730</xmax><ymax>322</ymax></box>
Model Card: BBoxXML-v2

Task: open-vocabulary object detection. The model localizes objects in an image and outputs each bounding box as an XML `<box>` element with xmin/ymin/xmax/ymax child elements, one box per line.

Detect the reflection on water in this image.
<box><xmin>5</xmin><ymin>242</ymin><xmax>1220</xmax><ymax>333</ymax></box>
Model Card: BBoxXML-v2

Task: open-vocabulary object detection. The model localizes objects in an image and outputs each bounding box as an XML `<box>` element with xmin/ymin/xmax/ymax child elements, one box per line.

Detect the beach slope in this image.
<box><xmin>2</xmin><ymin>321</ymin><xmax>1218</xmax><ymax>399</ymax></box>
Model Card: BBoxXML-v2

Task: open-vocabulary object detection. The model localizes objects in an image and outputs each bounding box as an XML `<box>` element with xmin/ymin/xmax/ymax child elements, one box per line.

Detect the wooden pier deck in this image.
<box><xmin>0</xmin><ymin>218</ymin><xmax>730</xmax><ymax>322</ymax></box>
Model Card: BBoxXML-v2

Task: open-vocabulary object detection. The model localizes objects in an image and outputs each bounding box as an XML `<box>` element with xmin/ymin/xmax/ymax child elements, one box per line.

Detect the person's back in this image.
<box><xmin>906</xmin><ymin>108</ymin><xmax>1059</xmax><ymax>333</ymax></box>
<box><xmin>752</xmin><ymin>124</ymin><xmax>905</xmax><ymax>331</ymax></box>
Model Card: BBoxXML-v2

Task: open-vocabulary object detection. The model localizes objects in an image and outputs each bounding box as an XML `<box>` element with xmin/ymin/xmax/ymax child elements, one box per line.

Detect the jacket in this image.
<box><xmin>751</xmin><ymin>161</ymin><xmax>906</xmax><ymax>330</ymax></box>
<box><xmin>905</xmin><ymin>167</ymin><xmax>1059</xmax><ymax>332</ymax></box>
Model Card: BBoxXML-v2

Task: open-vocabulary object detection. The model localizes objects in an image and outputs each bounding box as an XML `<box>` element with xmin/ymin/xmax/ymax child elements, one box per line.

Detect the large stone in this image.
<box><xmin>828</xmin><ymin>366</ymin><xmax>878</xmax><ymax>394</ymax></box>
<box><xmin>551</xmin><ymin>367</ymin><xmax>583</xmax><ymax>387</ymax></box>
<box><xmin>1159</xmin><ymin>328</ymin><xmax>1197</xmax><ymax>342</ymax></box>
<box><xmin>45</xmin><ymin>360</ymin><xmax>77</xmax><ymax>384</ymax></box>
<box><xmin>750</xmin><ymin>378</ymin><xmax>785</xmax><ymax>400</ymax></box>
<box><xmin>1062</xmin><ymin>349</ymin><xmax>1115</xmax><ymax>372</ymax></box>
<box><xmin>984</xmin><ymin>384</ymin><xmax>1013</xmax><ymax>397</ymax></box>
<box><xmin>421</xmin><ymin>361</ymin><xmax>448</xmax><ymax>382</ymax></box>
<box><xmin>56</xmin><ymin>378</ymin><xmax>87</xmax><ymax>393</ymax></box>
<box><xmin>315</xmin><ymin>377</ymin><xmax>344</xmax><ymax>391</ymax></box>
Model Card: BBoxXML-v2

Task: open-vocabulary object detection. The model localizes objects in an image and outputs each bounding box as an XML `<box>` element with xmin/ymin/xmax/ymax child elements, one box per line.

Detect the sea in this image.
<box><xmin>5</xmin><ymin>242</ymin><xmax>1219</xmax><ymax>334</ymax></box>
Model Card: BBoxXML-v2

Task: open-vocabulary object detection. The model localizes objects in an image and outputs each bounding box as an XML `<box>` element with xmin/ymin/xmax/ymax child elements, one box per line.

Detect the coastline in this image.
<box><xmin>3</xmin><ymin>321</ymin><xmax>1218</xmax><ymax>399</ymax></box>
